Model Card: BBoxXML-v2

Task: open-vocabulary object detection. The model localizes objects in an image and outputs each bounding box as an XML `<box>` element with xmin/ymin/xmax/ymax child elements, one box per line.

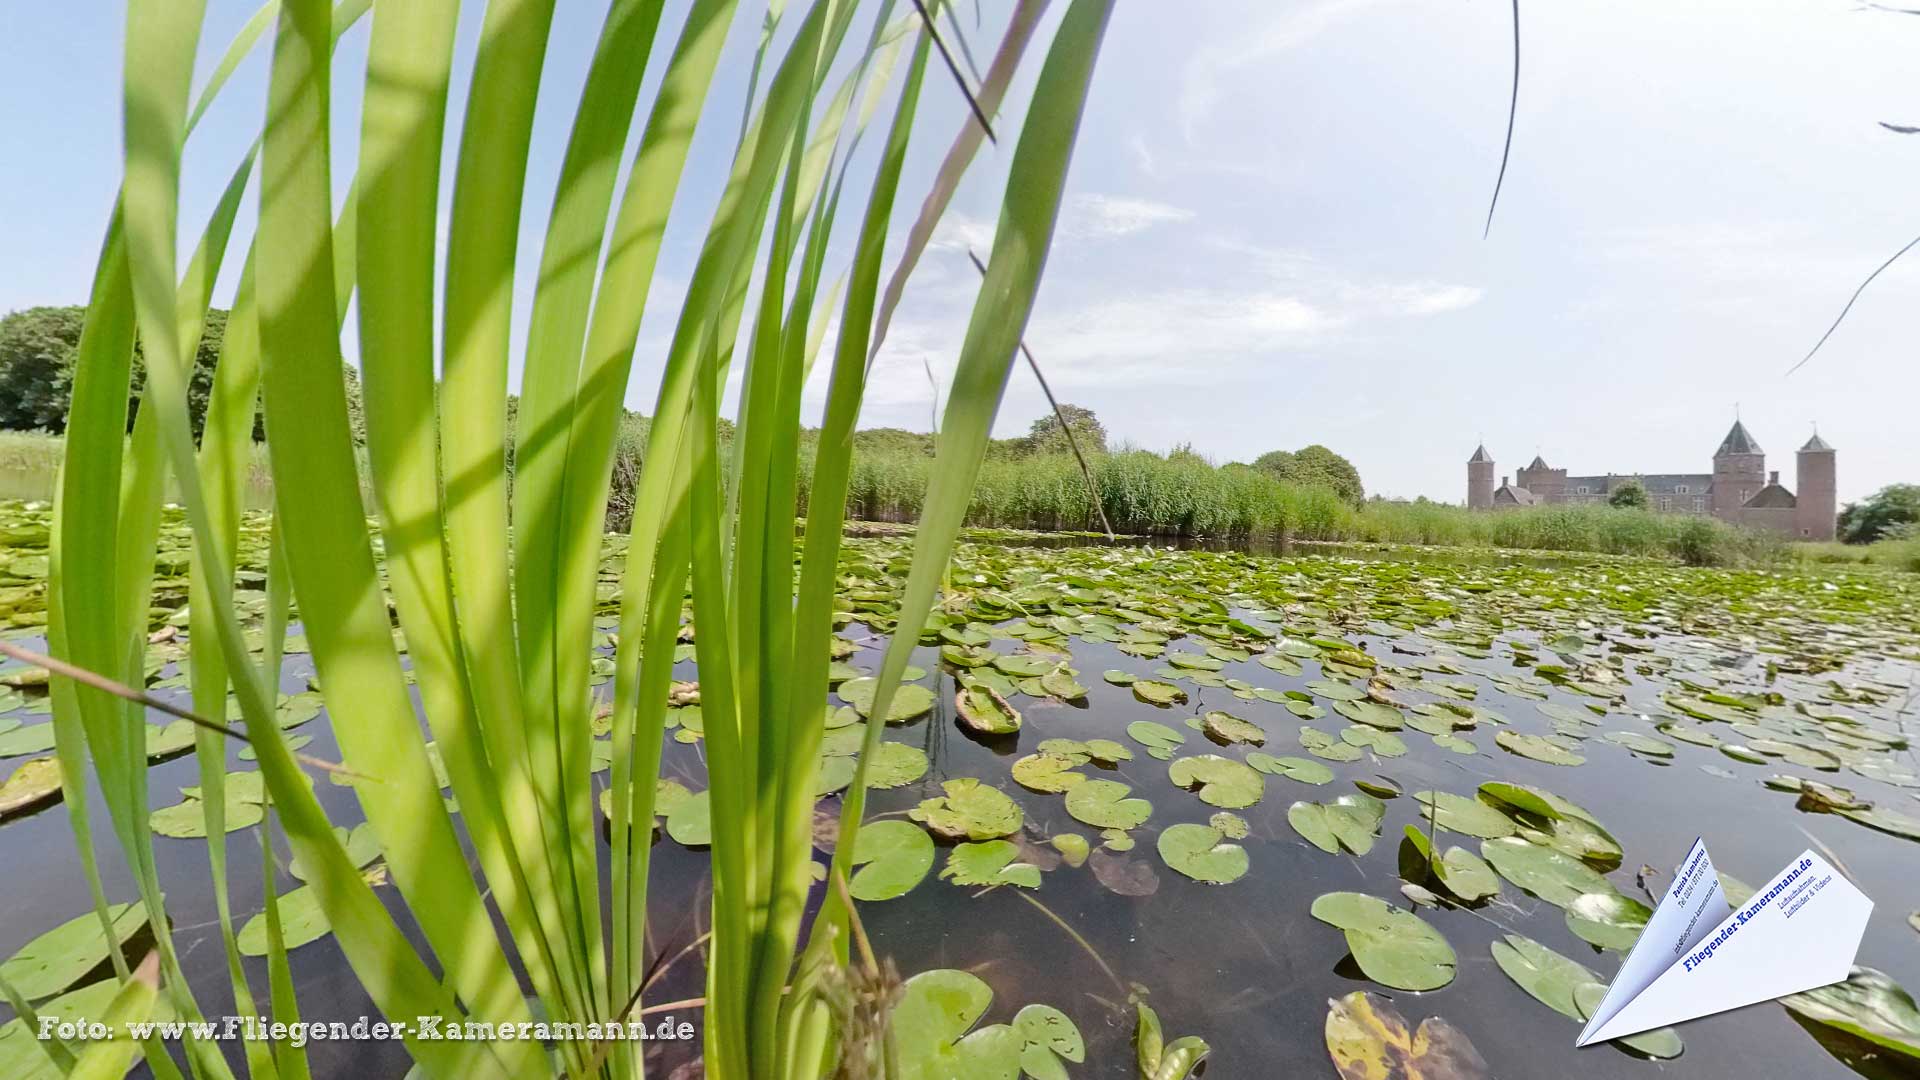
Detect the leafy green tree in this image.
<box><xmin>1252</xmin><ymin>444</ymin><xmax>1364</xmax><ymax>505</ymax></box>
<box><xmin>1023</xmin><ymin>402</ymin><xmax>1107</xmax><ymax>456</ymax></box>
<box><xmin>1608</xmin><ymin>480</ymin><xmax>1649</xmax><ymax>509</ymax></box>
<box><xmin>1838</xmin><ymin>484</ymin><xmax>1920</xmax><ymax>543</ymax></box>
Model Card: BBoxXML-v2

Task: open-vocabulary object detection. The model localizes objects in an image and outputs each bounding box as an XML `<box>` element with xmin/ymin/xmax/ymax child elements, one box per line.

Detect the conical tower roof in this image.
<box><xmin>1800</xmin><ymin>432</ymin><xmax>1833</xmax><ymax>453</ymax></box>
<box><xmin>1527</xmin><ymin>454</ymin><xmax>1550</xmax><ymax>470</ymax></box>
<box><xmin>1714</xmin><ymin>420</ymin><xmax>1762</xmax><ymax>457</ymax></box>
<box><xmin>1468</xmin><ymin>444</ymin><xmax>1492</xmax><ymax>464</ymax></box>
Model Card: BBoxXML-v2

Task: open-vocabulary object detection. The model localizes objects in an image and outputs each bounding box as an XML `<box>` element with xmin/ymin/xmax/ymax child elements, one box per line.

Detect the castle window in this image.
<box><xmin>1693</xmin><ymin>498</ymin><xmax>1704</xmax><ymax>511</ymax></box>
<box><xmin>1577</xmin><ymin>485</ymin><xmax>1590</xmax><ymax>495</ymax></box>
<box><xmin>1675</xmin><ymin>484</ymin><xmax>1689</xmax><ymax>494</ymax></box>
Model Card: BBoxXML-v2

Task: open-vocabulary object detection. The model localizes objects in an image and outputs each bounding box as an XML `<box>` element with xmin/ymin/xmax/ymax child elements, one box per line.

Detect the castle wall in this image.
<box><xmin>1733</xmin><ymin>505</ymin><xmax>1798</xmax><ymax>536</ymax></box>
<box><xmin>1711</xmin><ymin>453</ymin><xmax>1765</xmax><ymax>518</ymax></box>
<box><xmin>1467</xmin><ymin>461</ymin><xmax>1494</xmax><ymax>510</ymax></box>
<box><xmin>1796</xmin><ymin>450</ymin><xmax>1837</xmax><ymax>541</ymax></box>
<box><xmin>1515</xmin><ymin>465</ymin><xmax>1567</xmax><ymax>502</ymax></box>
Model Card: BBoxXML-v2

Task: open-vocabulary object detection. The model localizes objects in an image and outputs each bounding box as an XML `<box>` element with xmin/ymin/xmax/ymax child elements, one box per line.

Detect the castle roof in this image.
<box><xmin>1493</xmin><ymin>482</ymin><xmax>1537</xmax><ymax>506</ymax></box>
<box><xmin>1800</xmin><ymin>432</ymin><xmax>1833</xmax><ymax>453</ymax></box>
<box><xmin>1714</xmin><ymin>420</ymin><xmax>1762</xmax><ymax>458</ymax></box>
<box><xmin>1527</xmin><ymin>454</ymin><xmax>1550</xmax><ymax>470</ymax></box>
<box><xmin>1743</xmin><ymin>481</ymin><xmax>1797</xmax><ymax>509</ymax></box>
<box><xmin>1468</xmin><ymin>444</ymin><xmax>1492</xmax><ymax>464</ymax></box>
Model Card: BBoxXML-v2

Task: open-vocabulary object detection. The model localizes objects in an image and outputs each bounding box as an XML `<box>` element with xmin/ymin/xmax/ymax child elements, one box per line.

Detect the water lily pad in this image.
<box><xmin>237</xmin><ymin>884</ymin><xmax>331</xmax><ymax>956</ymax></box>
<box><xmin>1247</xmin><ymin>752</ymin><xmax>1333</xmax><ymax>785</ymax></box>
<box><xmin>954</xmin><ymin>686</ymin><xmax>1020</xmax><ymax>736</ymax></box>
<box><xmin>1132</xmin><ymin>679</ymin><xmax>1187</xmax><ymax>707</ymax></box>
<box><xmin>1038</xmin><ymin>667</ymin><xmax>1087</xmax><ymax>700</ymax></box>
<box><xmin>1157</xmin><ymin>823</ymin><xmax>1248</xmax><ymax>884</ymax></box>
<box><xmin>1491</xmin><ymin>933</ymin><xmax>1598</xmax><ymax>1020</ymax></box>
<box><xmin>838</xmin><ymin>677</ymin><xmax>936</xmax><ymax>723</ymax></box>
<box><xmin>940</xmin><ymin>840</ymin><xmax>1041</xmax><ymax>889</ymax></box>
<box><xmin>1402</xmin><ymin>828</ymin><xmax>1502</xmax><ymax>902</ymax></box>
<box><xmin>1014</xmin><ymin>1003</ymin><xmax>1084</xmax><ymax>1080</ymax></box>
<box><xmin>1308</xmin><ymin>679</ymin><xmax>1368</xmax><ymax>702</ymax></box>
<box><xmin>912</xmin><ymin>779</ymin><xmax>1022</xmax><ymax>841</ymax></box>
<box><xmin>992</xmin><ymin>653</ymin><xmax>1054</xmax><ymax>678</ymax></box>
<box><xmin>1202</xmin><ymin>710</ymin><xmax>1265</xmax><ymax>746</ymax></box>
<box><xmin>0</xmin><ymin>757</ymin><xmax>61</xmax><ymax>818</ymax></box>
<box><xmin>1311</xmin><ymin>891</ymin><xmax>1456</xmax><ymax>991</ymax></box>
<box><xmin>1300</xmin><ymin>726</ymin><xmax>1364</xmax><ymax>762</ymax></box>
<box><xmin>1324</xmin><ymin>990</ymin><xmax>1489</xmax><ymax>1080</ymax></box>
<box><xmin>1604</xmin><ymin>731</ymin><xmax>1675</xmax><ymax>758</ymax></box>
<box><xmin>0</xmin><ymin>903</ymin><xmax>150</xmax><ymax>1000</ymax></box>
<box><xmin>1837</xmin><ymin>805</ymin><xmax>1920</xmax><ymax>842</ymax></box>
<box><xmin>1011</xmin><ymin>752</ymin><xmax>1085</xmax><ymax>793</ymax></box>
<box><xmin>1101</xmin><ymin>669</ymin><xmax>1136</xmax><ymax>686</ymax></box>
<box><xmin>1088</xmin><ymin>849</ymin><xmax>1158</xmax><ymax>896</ymax></box>
<box><xmin>666</xmin><ymin>790</ymin><xmax>712</xmax><ymax>845</ymax></box>
<box><xmin>1082</xmin><ymin>738</ymin><xmax>1132</xmax><ymax>764</ymax></box>
<box><xmin>150</xmin><ymin>774</ymin><xmax>268</xmax><ymax>838</ymax></box>
<box><xmin>1210</xmin><ymin>811</ymin><xmax>1250</xmax><ymax>839</ymax></box>
<box><xmin>1127</xmin><ymin>720</ymin><xmax>1186</xmax><ymax>760</ymax></box>
<box><xmin>1571</xmin><ymin>982</ymin><xmax>1683</xmax><ymax>1058</ymax></box>
<box><xmin>1063</xmin><ymin>779</ymin><xmax>1152</xmax><ymax>830</ymax></box>
<box><xmin>1411</xmin><ymin>791</ymin><xmax>1516</xmax><ymax>839</ymax></box>
<box><xmin>849</xmin><ymin>820</ymin><xmax>935</xmax><ymax>901</ymax></box>
<box><xmin>1336</xmin><ymin>699</ymin><xmax>1405</xmax><ymax>730</ymax></box>
<box><xmin>1480</xmin><ymin>837</ymin><xmax>1617</xmax><ymax>908</ymax></box>
<box><xmin>891</xmin><ymin>968</ymin><xmax>1025</xmax><ymax>1080</ymax></box>
<box><xmin>0</xmin><ymin>723</ymin><xmax>56</xmax><ymax>758</ymax></box>
<box><xmin>864</xmin><ymin>742</ymin><xmax>931</xmax><ymax>789</ymax></box>
<box><xmin>1050</xmin><ymin>833</ymin><xmax>1090</xmax><ymax>868</ymax></box>
<box><xmin>1495</xmin><ymin>730</ymin><xmax>1586</xmax><ymax>766</ymax></box>
<box><xmin>1341</xmin><ymin>726</ymin><xmax>1407</xmax><ymax>757</ymax></box>
<box><xmin>1168</xmin><ymin>754</ymin><xmax>1264</xmax><ymax>809</ymax></box>
<box><xmin>1565</xmin><ymin>890</ymin><xmax>1652</xmax><ymax>951</ymax></box>
<box><xmin>1290</xmin><ymin>794</ymin><xmax>1386</xmax><ymax>855</ymax></box>
<box><xmin>1780</xmin><ymin>966</ymin><xmax>1920</xmax><ymax>1064</ymax></box>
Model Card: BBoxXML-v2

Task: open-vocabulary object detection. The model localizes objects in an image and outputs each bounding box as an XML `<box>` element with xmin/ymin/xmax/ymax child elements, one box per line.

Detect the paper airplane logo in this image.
<box><xmin>1576</xmin><ymin>838</ymin><xmax>1872</xmax><ymax>1046</ymax></box>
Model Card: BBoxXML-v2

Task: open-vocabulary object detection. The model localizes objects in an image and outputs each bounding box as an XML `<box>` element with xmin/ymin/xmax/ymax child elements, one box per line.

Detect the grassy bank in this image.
<box><xmin>813</xmin><ymin>445</ymin><xmax>1784</xmax><ymax>565</ymax></box>
<box><xmin>1791</xmin><ymin>537</ymin><xmax>1920</xmax><ymax>572</ymax></box>
<box><xmin>0</xmin><ymin>429</ymin><xmax>1791</xmax><ymax>565</ymax></box>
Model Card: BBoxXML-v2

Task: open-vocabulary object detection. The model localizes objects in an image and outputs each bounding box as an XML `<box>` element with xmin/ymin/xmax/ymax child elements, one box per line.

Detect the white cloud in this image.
<box><xmin>1178</xmin><ymin>0</ymin><xmax>1386</xmax><ymax>138</ymax></box>
<box><xmin>1065</xmin><ymin>194</ymin><xmax>1195</xmax><ymax>239</ymax></box>
<box><xmin>927</xmin><ymin>213</ymin><xmax>996</xmax><ymax>255</ymax></box>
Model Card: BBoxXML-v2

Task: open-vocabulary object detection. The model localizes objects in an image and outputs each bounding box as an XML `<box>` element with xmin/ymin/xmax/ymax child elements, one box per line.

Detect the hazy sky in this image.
<box><xmin>2</xmin><ymin>0</ymin><xmax>1914</xmax><ymax>504</ymax></box>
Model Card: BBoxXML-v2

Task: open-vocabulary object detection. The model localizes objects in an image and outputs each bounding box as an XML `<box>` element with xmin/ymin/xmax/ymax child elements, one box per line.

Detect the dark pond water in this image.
<box><xmin>1</xmin><ymin>537</ymin><xmax>1917</xmax><ymax>1079</ymax></box>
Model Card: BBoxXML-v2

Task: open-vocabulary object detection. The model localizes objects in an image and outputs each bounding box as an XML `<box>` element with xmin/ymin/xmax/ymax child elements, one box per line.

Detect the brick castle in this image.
<box><xmin>1466</xmin><ymin>420</ymin><xmax>1836</xmax><ymax>540</ymax></box>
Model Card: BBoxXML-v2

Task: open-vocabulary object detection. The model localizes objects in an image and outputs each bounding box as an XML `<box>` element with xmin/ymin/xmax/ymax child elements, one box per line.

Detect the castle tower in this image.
<box><xmin>1710</xmin><ymin>420</ymin><xmax>1765</xmax><ymax>519</ymax></box>
<box><xmin>1795</xmin><ymin>431</ymin><xmax>1837</xmax><ymax>540</ymax></box>
<box><xmin>1467</xmin><ymin>444</ymin><xmax>1494</xmax><ymax>509</ymax></box>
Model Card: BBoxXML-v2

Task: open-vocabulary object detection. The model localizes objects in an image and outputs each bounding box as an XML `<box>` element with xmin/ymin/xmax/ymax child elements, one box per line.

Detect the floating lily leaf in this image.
<box><xmin>666</xmin><ymin>790</ymin><xmax>712</xmax><ymax>846</ymax></box>
<box><xmin>1480</xmin><ymin>837</ymin><xmax>1617</xmax><ymax>908</ymax></box>
<box><xmin>1012</xmin><ymin>753</ymin><xmax>1086</xmax><ymax>794</ymax></box>
<box><xmin>1166</xmin><ymin>651</ymin><xmax>1224</xmax><ymax>672</ymax></box>
<box><xmin>1307</xmin><ymin>679</ymin><xmax>1368</xmax><ymax>702</ymax></box>
<box><xmin>992</xmin><ymin>653</ymin><xmax>1053</xmax><ymax>678</ymax></box>
<box><xmin>1210</xmin><ymin>811</ymin><xmax>1250</xmax><ymax>839</ymax></box>
<box><xmin>1102</xmin><ymin>669</ymin><xmax>1136</xmax><ymax>686</ymax></box>
<box><xmin>1063</xmin><ymin>779</ymin><xmax>1152</xmax><ymax>831</ymax></box>
<box><xmin>1202</xmin><ymin>710</ymin><xmax>1265</xmax><ymax>746</ymax></box>
<box><xmin>1126</xmin><ymin>720</ymin><xmax>1186</xmax><ymax>760</ymax></box>
<box><xmin>0</xmin><ymin>723</ymin><xmax>56</xmax><ymax>758</ymax></box>
<box><xmin>1491</xmin><ymin>933</ymin><xmax>1598</xmax><ymax>1020</ymax></box>
<box><xmin>1335</xmin><ymin>699</ymin><xmax>1404</xmax><ymax>730</ymax></box>
<box><xmin>0</xmin><ymin>757</ymin><xmax>61</xmax><ymax>818</ymax></box>
<box><xmin>1258</xmin><ymin>653</ymin><xmax>1303</xmax><ymax>676</ymax></box>
<box><xmin>1300</xmin><ymin>727</ymin><xmax>1364</xmax><ymax>762</ymax></box>
<box><xmin>1324</xmin><ymin>990</ymin><xmax>1489</xmax><ymax>1080</ymax></box>
<box><xmin>891</xmin><ymin>969</ymin><xmax>1025</xmax><ymax>1080</ymax></box>
<box><xmin>1038</xmin><ymin>666</ymin><xmax>1088</xmax><ymax>700</ymax></box>
<box><xmin>838</xmin><ymin>677</ymin><xmax>936</xmax><ymax>723</ymax></box>
<box><xmin>237</xmin><ymin>885</ymin><xmax>331</xmax><ymax>956</ymax></box>
<box><xmin>1290</xmin><ymin>794</ymin><xmax>1386</xmax><ymax>856</ymax></box>
<box><xmin>1082</xmin><ymin>738</ymin><xmax>1132</xmax><ymax>764</ymax></box>
<box><xmin>1411</xmin><ymin>791</ymin><xmax>1516</xmax><ymax>839</ymax></box>
<box><xmin>1780</xmin><ymin>966</ymin><xmax>1920</xmax><ymax>1064</ymax></box>
<box><xmin>1311</xmin><ymin>891</ymin><xmax>1456</xmax><ymax>991</ymax></box>
<box><xmin>1247</xmin><ymin>752</ymin><xmax>1333</xmax><ymax>785</ymax></box>
<box><xmin>1132</xmin><ymin>679</ymin><xmax>1187</xmax><ymax>707</ymax></box>
<box><xmin>1157</xmin><ymin>823</ymin><xmax>1248</xmax><ymax>884</ymax></box>
<box><xmin>1433</xmin><ymin>734</ymin><xmax>1478</xmax><ymax>755</ymax></box>
<box><xmin>1168</xmin><ymin>755</ymin><xmax>1265</xmax><ymax>809</ymax></box>
<box><xmin>1719</xmin><ymin>743</ymin><xmax>1769</xmax><ymax>765</ymax></box>
<box><xmin>849</xmin><ymin>820</ymin><xmax>936</xmax><ymax>901</ymax></box>
<box><xmin>1837</xmin><ymin>805</ymin><xmax>1920</xmax><ymax>842</ymax></box>
<box><xmin>1565</xmin><ymin>890</ymin><xmax>1652</xmax><ymax>951</ymax></box>
<box><xmin>1014</xmin><ymin>1004</ymin><xmax>1085</xmax><ymax>1080</ymax></box>
<box><xmin>1134</xmin><ymin>1002</ymin><xmax>1209</xmax><ymax>1080</ymax></box>
<box><xmin>1495</xmin><ymin>730</ymin><xmax>1586</xmax><ymax>766</ymax></box>
<box><xmin>1402</xmin><ymin>828</ymin><xmax>1502</xmax><ymax>902</ymax></box>
<box><xmin>150</xmin><ymin>773</ymin><xmax>268</xmax><ymax>838</ymax></box>
<box><xmin>1341</xmin><ymin>726</ymin><xmax>1408</xmax><ymax>757</ymax></box>
<box><xmin>1287</xmin><ymin>699</ymin><xmax>1329</xmax><ymax>720</ymax></box>
<box><xmin>289</xmin><ymin>823</ymin><xmax>382</xmax><ymax>882</ymax></box>
<box><xmin>1100</xmin><ymin>828</ymin><xmax>1135</xmax><ymax>852</ymax></box>
<box><xmin>912</xmin><ymin>779</ymin><xmax>1023</xmax><ymax>841</ymax></box>
<box><xmin>955</xmin><ymin>686</ymin><xmax>1021</xmax><ymax>736</ymax></box>
<box><xmin>940</xmin><ymin>840</ymin><xmax>1041</xmax><ymax>889</ymax></box>
<box><xmin>0</xmin><ymin>974</ymin><xmax>174</xmax><ymax>1079</ymax></box>
<box><xmin>0</xmin><ymin>903</ymin><xmax>150</xmax><ymax>1000</ymax></box>
<box><xmin>1604</xmin><ymin>730</ymin><xmax>1675</xmax><ymax>758</ymax></box>
<box><xmin>1050</xmin><ymin>833</ymin><xmax>1090</xmax><ymax>868</ymax></box>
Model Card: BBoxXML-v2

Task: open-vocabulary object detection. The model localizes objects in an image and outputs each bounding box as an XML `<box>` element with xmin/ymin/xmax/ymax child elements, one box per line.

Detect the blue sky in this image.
<box><xmin>2</xmin><ymin>0</ymin><xmax>1914</xmax><ymax>504</ymax></box>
